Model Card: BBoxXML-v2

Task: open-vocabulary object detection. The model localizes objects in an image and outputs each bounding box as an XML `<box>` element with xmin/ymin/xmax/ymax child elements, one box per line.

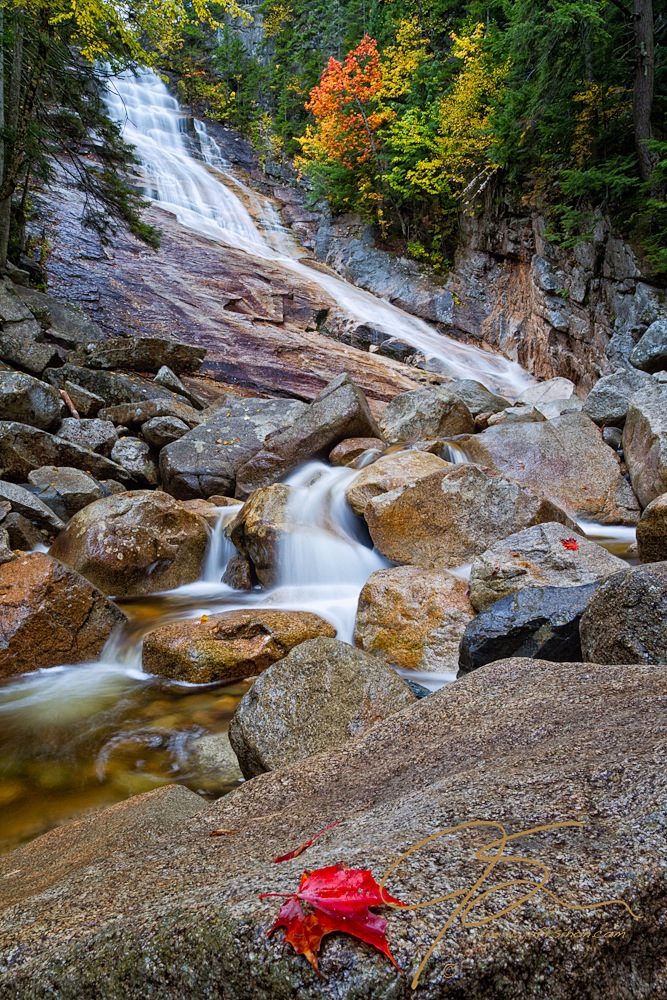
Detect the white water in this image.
<box><xmin>105</xmin><ymin>68</ymin><xmax>532</xmax><ymax>396</ymax></box>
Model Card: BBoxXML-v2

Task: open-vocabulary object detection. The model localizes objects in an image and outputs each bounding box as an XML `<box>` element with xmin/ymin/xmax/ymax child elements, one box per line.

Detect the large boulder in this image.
<box><xmin>636</xmin><ymin>493</ymin><xmax>667</xmax><ymax>562</ymax></box>
<box><xmin>143</xmin><ymin>610</ymin><xmax>336</xmax><ymax>683</ymax></box>
<box><xmin>468</xmin><ymin>522</ymin><xmax>627</xmax><ymax>611</ymax></box>
<box><xmin>583</xmin><ymin>368</ymin><xmax>652</xmax><ymax>427</ymax></box>
<box><xmin>0</xmin><ymin>421</ymin><xmax>133</xmax><ymax>484</ymax></box>
<box><xmin>234</xmin><ymin>375</ymin><xmax>382</xmax><ymax>499</ymax></box>
<box><xmin>0</xmin><ymin>371</ymin><xmax>61</xmax><ymax>430</ymax></box>
<box><xmin>459</xmin><ymin>583</ymin><xmax>598</xmax><ymax>672</ymax></box>
<box><xmin>345</xmin><ymin>450</ymin><xmax>450</xmax><ymax>516</ymax></box>
<box><xmin>378</xmin><ymin>387</ymin><xmax>474</xmax><ymax>443</ymax></box>
<box><xmin>226</xmin><ymin>484</ymin><xmax>292</xmax><ymax>587</ymax></box>
<box><xmin>354</xmin><ymin>565</ymin><xmax>473</xmax><ymax>674</ymax></box>
<box><xmin>462</xmin><ymin>412</ymin><xmax>640</xmax><ymax>524</ymax></box>
<box><xmin>0</xmin><ymin>330</ymin><xmax>60</xmax><ymax>375</ymax></box>
<box><xmin>71</xmin><ymin>335</ymin><xmax>206</xmax><ymax>374</ymax></box>
<box><xmin>329</xmin><ymin>437</ymin><xmax>386</xmax><ymax>467</ymax></box>
<box><xmin>447</xmin><ymin>379</ymin><xmax>511</xmax><ymax>416</ymax></box>
<box><xmin>27</xmin><ymin>467</ymin><xmax>106</xmax><ymax>519</ymax></box>
<box><xmin>141</xmin><ymin>415</ymin><xmax>190</xmax><ymax>448</ymax></box>
<box><xmin>623</xmin><ymin>380</ymin><xmax>667</xmax><ymax>507</ymax></box>
<box><xmin>45</xmin><ymin>364</ymin><xmax>190</xmax><ymax>409</ymax></box>
<box><xmin>0</xmin><ymin>551</ymin><xmax>126</xmax><ymax>677</ymax></box>
<box><xmin>160</xmin><ymin>396</ymin><xmax>307</xmax><ymax>500</ymax></box>
<box><xmin>2</xmin><ymin>657</ymin><xmax>665</xmax><ymax>997</ymax></box>
<box><xmin>0</xmin><ymin>479</ymin><xmax>65</xmax><ymax>533</ymax></box>
<box><xmin>364</xmin><ymin>464</ymin><xmax>573</xmax><ymax>569</ymax></box>
<box><xmin>16</xmin><ymin>285</ymin><xmax>107</xmax><ymax>345</ymax></box>
<box><xmin>49</xmin><ymin>491</ymin><xmax>209</xmax><ymax>597</ymax></box>
<box><xmin>110</xmin><ymin>438</ymin><xmax>159</xmax><ymax>486</ymax></box>
<box><xmin>580</xmin><ymin>561</ymin><xmax>667</xmax><ymax>664</ymax></box>
<box><xmin>99</xmin><ymin>398</ymin><xmax>203</xmax><ymax>430</ymax></box>
<box><xmin>55</xmin><ymin>417</ymin><xmax>117</xmax><ymax>456</ymax></box>
<box><xmin>228</xmin><ymin>637</ymin><xmax>416</xmax><ymax>777</ymax></box>
<box><xmin>629</xmin><ymin>319</ymin><xmax>667</xmax><ymax>373</ymax></box>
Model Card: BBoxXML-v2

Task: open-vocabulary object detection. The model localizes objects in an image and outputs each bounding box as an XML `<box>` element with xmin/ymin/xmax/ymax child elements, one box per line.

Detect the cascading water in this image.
<box><xmin>105</xmin><ymin>68</ymin><xmax>532</xmax><ymax>396</ymax></box>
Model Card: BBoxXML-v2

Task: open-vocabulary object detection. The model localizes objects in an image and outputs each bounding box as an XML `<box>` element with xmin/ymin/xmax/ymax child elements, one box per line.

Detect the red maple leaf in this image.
<box><xmin>561</xmin><ymin>538</ymin><xmax>579</xmax><ymax>551</ymax></box>
<box><xmin>260</xmin><ymin>863</ymin><xmax>406</xmax><ymax>975</ymax></box>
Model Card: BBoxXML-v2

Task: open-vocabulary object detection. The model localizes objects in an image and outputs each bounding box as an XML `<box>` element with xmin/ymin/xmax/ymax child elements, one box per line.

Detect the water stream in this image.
<box><xmin>0</xmin><ymin>70</ymin><xmax>634</xmax><ymax>851</ymax></box>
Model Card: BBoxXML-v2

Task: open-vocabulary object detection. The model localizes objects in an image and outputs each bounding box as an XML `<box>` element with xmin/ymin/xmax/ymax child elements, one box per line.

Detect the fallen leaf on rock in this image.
<box><xmin>209</xmin><ymin>828</ymin><xmax>239</xmax><ymax>837</ymax></box>
<box><xmin>561</xmin><ymin>538</ymin><xmax>579</xmax><ymax>551</ymax></box>
<box><xmin>274</xmin><ymin>821</ymin><xmax>339</xmax><ymax>863</ymax></box>
<box><xmin>260</xmin><ymin>863</ymin><xmax>406</xmax><ymax>975</ymax></box>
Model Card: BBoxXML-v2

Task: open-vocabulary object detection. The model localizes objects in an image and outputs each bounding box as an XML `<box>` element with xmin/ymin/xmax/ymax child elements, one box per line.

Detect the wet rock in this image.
<box><xmin>580</xmin><ymin>561</ymin><xmax>667</xmax><ymax>664</ymax></box>
<box><xmin>161</xmin><ymin>397</ymin><xmax>307</xmax><ymax>500</ymax></box>
<box><xmin>45</xmin><ymin>364</ymin><xmax>189</xmax><ymax>409</ymax></box>
<box><xmin>354</xmin><ymin>565</ymin><xmax>473</xmax><ymax>674</ymax></box>
<box><xmin>27</xmin><ymin>467</ymin><xmax>105</xmax><ymax>518</ymax></box>
<box><xmin>365</xmin><ymin>464</ymin><xmax>573</xmax><ymax>569</ymax></box>
<box><xmin>178</xmin><ymin>498</ymin><xmax>230</xmax><ymax>528</ymax></box>
<box><xmin>459</xmin><ymin>583</ymin><xmax>599</xmax><ymax>672</ymax></box>
<box><xmin>0</xmin><ymin>526</ymin><xmax>13</xmax><ymax>564</ymax></box>
<box><xmin>468</xmin><ymin>522</ymin><xmax>627</xmax><ymax>611</ymax></box>
<box><xmin>234</xmin><ymin>374</ymin><xmax>382</xmax><ymax>499</ymax></box>
<box><xmin>143</xmin><ymin>610</ymin><xmax>336</xmax><ymax>684</ymax></box>
<box><xmin>49</xmin><ymin>490</ymin><xmax>209</xmax><ymax>597</ymax></box>
<box><xmin>0</xmin><ymin>479</ymin><xmax>65</xmax><ymax>533</ymax></box>
<box><xmin>0</xmin><ymin>371</ymin><xmax>61</xmax><ymax>430</ymax></box>
<box><xmin>2</xmin><ymin>512</ymin><xmax>46</xmax><ymax>550</ymax></box>
<box><xmin>227</xmin><ymin>484</ymin><xmax>292</xmax><ymax>587</ymax></box>
<box><xmin>187</xmin><ymin>733</ymin><xmax>242</xmax><ymax>789</ymax></box>
<box><xmin>99</xmin><ymin>398</ymin><xmax>203</xmax><ymax>430</ymax></box>
<box><xmin>71</xmin><ymin>335</ymin><xmax>206</xmax><ymax>375</ymax></box>
<box><xmin>0</xmin><ymin>551</ymin><xmax>126</xmax><ymax>677</ymax></box>
<box><xmin>517</xmin><ymin>377</ymin><xmax>576</xmax><ymax>405</ymax></box>
<box><xmin>0</xmin><ymin>421</ymin><xmax>133</xmax><ymax>484</ymax></box>
<box><xmin>222</xmin><ymin>552</ymin><xmax>254</xmax><ymax>589</ymax></box>
<box><xmin>154</xmin><ymin>365</ymin><xmax>206</xmax><ymax>410</ymax></box>
<box><xmin>1</xmin><ymin>657</ymin><xmax>666</xmax><ymax>997</ymax></box>
<box><xmin>141</xmin><ymin>415</ymin><xmax>190</xmax><ymax>447</ymax></box>
<box><xmin>207</xmin><ymin>495</ymin><xmax>243</xmax><ymax>508</ymax></box>
<box><xmin>448</xmin><ymin>379</ymin><xmax>511</xmax><ymax>415</ymax></box>
<box><xmin>636</xmin><ymin>494</ymin><xmax>667</xmax><ymax>562</ymax></box>
<box><xmin>623</xmin><ymin>380</ymin><xmax>667</xmax><ymax>507</ymax></box>
<box><xmin>345</xmin><ymin>450</ymin><xmax>450</xmax><ymax>516</ymax></box>
<box><xmin>378</xmin><ymin>386</ymin><xmax>474</xmax><ymax>443</ymax></box>
<box><xmin>602</xmin><ymin>426</ymin><xmax>623</xmax><ymax>450</ymax></box>
<box><xmin>629</xmin><ymin>319</ymin><xmax>667</xmax><ymax>373</ymax></box>
<box><xmin>110</xmin><ymin>438</ymin><xmax>159</xmax><ymax>486</ymax></box>
<box><xmin>56</xmin><ymin>418</ymin><xmax>117</xmax><ymax>456</ymax></box>
<box><xmin>61</xmin><ymin>380</ymin><xmax>105</xmax><ymax>417</ymax></box>
<box><xmin>228</xmin><ymin>636</ymin><xmax>416</xmax><ymax>778</ymax></box>
<box><xmin>329</xmin><ymin>437</ymin><xmax>386</xmax><ymax>467</ymax></box>
<box><xmin>463</xmin><ymin>412</ymin><xmax>640</xmax><ymax>524</ymax></box>
<box><xmin>0</xmin><ymin>330</ymin><xmax>60</xmax><ymax>375</ymax></box>
<box><xmin>583</xmin><ymin>369</ymin><xmax>652</xmax><ymax>427</ymax></box>
<box><xmin>376</xmin><ymin>337</ymin><xmax>415</xmax><ymax>362</ymax></box>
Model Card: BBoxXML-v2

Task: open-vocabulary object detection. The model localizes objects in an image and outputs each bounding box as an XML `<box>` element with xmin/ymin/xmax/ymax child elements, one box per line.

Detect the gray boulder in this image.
<box><xmin>623</xmin><ymin>380</ymin><xmax>667</xmax><ymax>507</ymax></box>
<box><xmin>468</xmin><ymin>522</ymin><xmax>627</xmax><ymax>611</ymax></box>
<box><xmin>71</xmin><ymin>335</ymin><xmax>205</xmax><ymax>374</ymax></box>
<box><xmin>141</xmin><ymin>415</ymin><xmax>190</xmax><ymax>447</ymax></box>
<box><xmin>517</xmin><ymin>377</ymin><xmax>576</xmax><ymax>404</ymax></box>
<box><xmin>0</xmin><ymin>330</ymin><xmax>60</xmax><ymax>375</ymax></box>
<box><xmin>580</xmin><ymin>561</ymin><xmax>667</xmax><ymax>664</ymax></box>
<box><xmin>0</xmin><ymin>479</ymin><xmax>65</xmax><ymax>533</ymax></box>
<box><xmin>60</xmin><ymin>380</ymin><xmax>105</xmax><ymax>417</ymax></box>
<box><xmin>463</xmin><ymin>412</ymin><xmax>640</xmax><ymax>524</ymax></box>
<box><xmin>16</xmin><ymin>286</ymin><xmax>107</xmax><ymax>345</ymax></box>
<box><xmin>154</xmin><ymin>365</ymin><xmax>206</xmax><ymax>410</ymax></box>
<box><xmin>0</xmin><ymin>371</ymin><xmax>61</xmax><ymax>430</ymax></box>
<box><xmin>45</xmin><ymin>364</ymin><xmax>190</xmax><ymax>409</ymax></box>
<box><xmin>56</xmin><ymin>418</ymin><xmax>117</xmax><ymax>456</ymax></box>
<box><xmin>110</xmin><ymin>438</ymin><xmax>159</xmax><ymax>485</ymax></box>
<box><xmin>378</xmin><ymin>386</ymin><xmax>474</xmax><ymax>443</ymax></box>
<box><xmin>0</xmin><ymin>276</ymin><xmax>34</xmax><ymax>323</ymax></box>
<box><xmin>636</xmin><ymin>493</ymin><xmax>667</xmax><ymax>562</ymax></box>
<box><xmin>227</xmin><ymin>484</ymin><xmax>292</xmax><ymax>587</ymax></box>
<box><xmin>447</xmin><ymin>379</ymin><xmax>511</xmax><ymax>416</ymax></box>
<box><xmin>459</xmin><ymin>583</ymin><xmax>599</xmax><ymax>672</ymax></box>
<box><xmin>0</xmin><ymin>421</ymin><xmax>133</xmax><ymax>484</ymax></box>
<box><xmin>583</xmin><ymin>369</ymin><xmax>652</xmax><ymax>427</ymax></box>
<box><xmin>27</xmin><ymin>467</ymin><xmax>105</xmax><ymax>518</ymax></box>
<box><xmin>629</xmin><ymin>319</ymin><xmax>667</xmax><ymax>373</ymax></box>
<box><xmin>228</xmin><ymin>636</ymin><xmax>416</xmax><ymax>778</ymax></box>
<box><xmin>99</xmin><ymin>398</ymin><xmax>202</xmax><ymax>429</ymax></box>
<box><xmin>2</xmin><ymin>510</ymin><xmax>45</xmax><ymax>550</ymax></box>
<box><xmin>235</xmin><ymin>375</ymin><xmax>382</xmax><ymax>499</ymax></box>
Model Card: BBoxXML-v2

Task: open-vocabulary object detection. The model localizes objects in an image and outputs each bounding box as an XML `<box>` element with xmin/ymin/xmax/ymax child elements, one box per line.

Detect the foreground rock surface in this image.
<box><xmin>1</xmin><ymin>656</ymin><xmax>665</xmax><ymax>998</ymax></box>
<box><xmin>468</xmin><ymin>522</ymin><xmax>626</xmax><ymax>611</ymax></box>
<box><xmin>580</xmin><ymin>561</ymin><xmax>667</xmax><ymax>664</ymax></box>
<box><xmin>0</xmin><ymin>551</ymin><xmax>126</xmax><ymax>677</ymax></box>
<box><xmin>365</xmin><ymin>465</ymin><xmax>572</xmax><ymax>568</ymax></box>
<box><xmin>142</xmin><ymin>610</ymin><xmax>336</xmax><ymax>683</ymax></box>
<box><xmin>0</xmin><ymin>421</ymin><xmax>132</xmax><ymax>484</ymax></box>
<box><xmin>345</xmin><ymin>450</ymin><xmax>449</xmax><ymax>516</ymax></box>
<box><xmin>462</xmin><ymin>412</ymin><xmax>640</xmax><ymax>524</ymax></box>
<box><xmin>354</xmin><ymin>565</ymin><xmax>473</xmax><ymax>674</ymax></box>
<box><xmin>228</xmin><ymin>637</ymin><xmax>416</xmax><ymax>777</ymax></box>
<box><xmin>50</xmin><ymin>491</ymin><xmax>209</xmax><ymax>597</ymax></box>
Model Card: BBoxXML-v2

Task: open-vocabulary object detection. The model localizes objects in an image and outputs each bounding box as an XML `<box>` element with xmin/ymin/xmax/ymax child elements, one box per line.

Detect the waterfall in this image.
<box><xmin>105</xmin><ymin>68</ymin><xmax>532</xmax><ymax>396</ymax></box>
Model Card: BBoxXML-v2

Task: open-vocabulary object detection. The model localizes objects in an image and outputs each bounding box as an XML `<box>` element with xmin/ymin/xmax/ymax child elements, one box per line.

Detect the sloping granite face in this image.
<box><xmin>1</xmin><ymin>657</ymin><xmax>665</xmax><ymax>999</ymax></box>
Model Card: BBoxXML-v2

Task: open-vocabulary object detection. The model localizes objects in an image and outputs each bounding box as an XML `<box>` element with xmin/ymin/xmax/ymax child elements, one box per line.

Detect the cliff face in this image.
<box><xmin>307</xmin><ymin>198</ymin><xmax>666</xmax><ymax>394</ymax></box>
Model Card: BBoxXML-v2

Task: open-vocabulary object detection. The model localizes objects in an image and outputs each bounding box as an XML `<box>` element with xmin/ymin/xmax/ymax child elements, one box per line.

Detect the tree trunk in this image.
<box><xmin>0</xmin><ymin>7</ymin><xmax>6</xmax><ymax>270</ymax></box>
<box><xmin>633</xmin><ymin>0</ymin><xmax>656</xmax><ymax>182</ymax></box>
<box><xmin>0</xmin><ymin>17</ymin><xmax>24</xmax><ymax>268</ymax></box>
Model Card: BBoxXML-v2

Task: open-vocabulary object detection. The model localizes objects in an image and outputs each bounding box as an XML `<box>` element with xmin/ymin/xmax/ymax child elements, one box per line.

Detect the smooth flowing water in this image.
<box><xmin>0</xmin><ymin>71</ymin><xmax>635</xmax><ymax>851</ymax></box>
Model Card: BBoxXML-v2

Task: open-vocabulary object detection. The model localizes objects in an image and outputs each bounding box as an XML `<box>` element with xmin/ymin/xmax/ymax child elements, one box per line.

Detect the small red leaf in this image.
<box><xmin>260</xmin><ymin>863</ymin><xmax>405</xmax><ymax>975</ymax></box>
<box><xmin>274</xmin><ymin>821</ymin><xmax>339</xmax><ymax>863</ymax></box>
<box><xmin>561</xmin><ymin>538</ymin><xmax>579</xmax><ymax>551</ymax></box>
